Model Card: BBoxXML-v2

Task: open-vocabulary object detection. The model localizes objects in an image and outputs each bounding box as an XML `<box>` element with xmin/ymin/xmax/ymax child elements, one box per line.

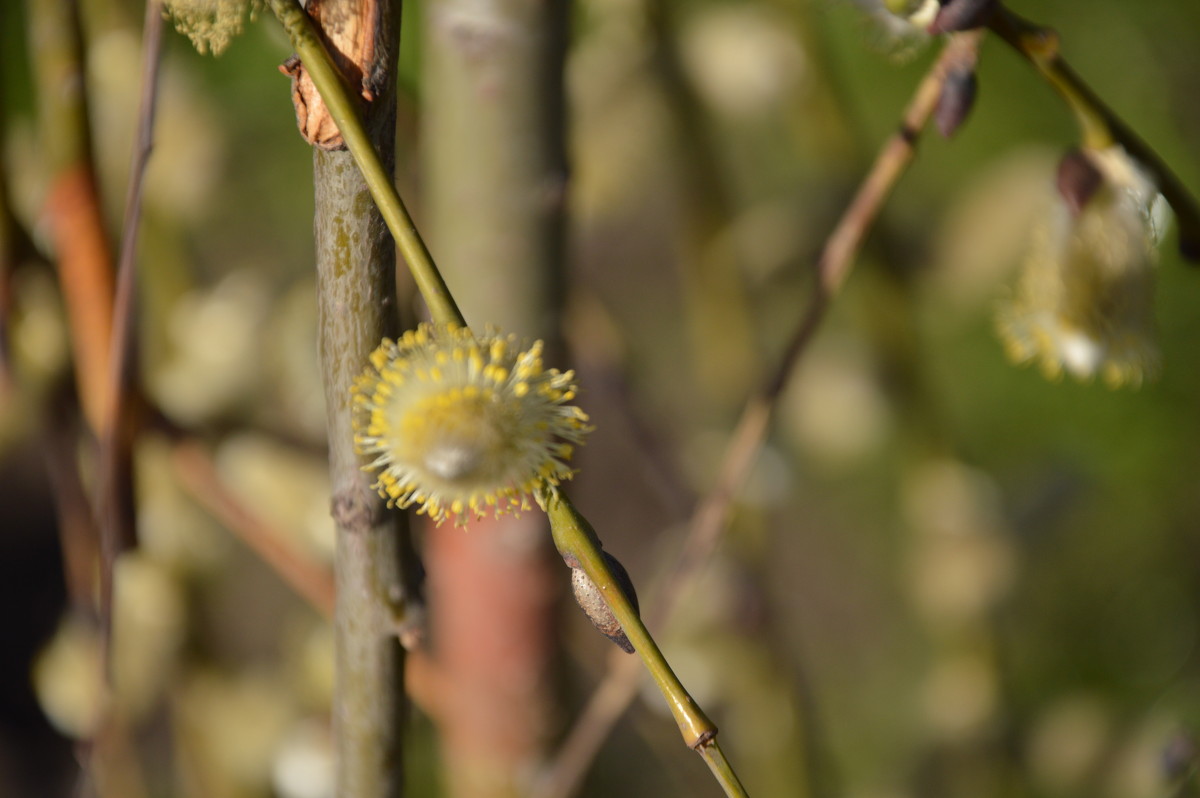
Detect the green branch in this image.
<box><xmin>266</xmin><ymin>0</ymin><xmax>467</xmax><ymax>325</ymax></box>
<box><xmin>541</xmin><ymin>486</ymin><xmax>750</xmax><ymax>798</ymax></box>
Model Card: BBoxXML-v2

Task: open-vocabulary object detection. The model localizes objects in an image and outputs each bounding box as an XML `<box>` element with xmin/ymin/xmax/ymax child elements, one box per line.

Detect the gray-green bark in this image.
<box><xmin>424</xmin><ymin>0</ymin><xmax>568</xmax><ymax>337</ymax></box>
<box><xmin>311</xmin><ymin>4</ymin><xmax>409</xmax><ymax>796</ymax></box>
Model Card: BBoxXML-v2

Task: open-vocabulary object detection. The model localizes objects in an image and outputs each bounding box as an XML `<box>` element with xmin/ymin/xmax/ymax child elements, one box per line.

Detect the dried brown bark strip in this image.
<box><xmin>281</xmin><ymin>0</ymin><xmax>394</xmax><ymax>150</ymax></box>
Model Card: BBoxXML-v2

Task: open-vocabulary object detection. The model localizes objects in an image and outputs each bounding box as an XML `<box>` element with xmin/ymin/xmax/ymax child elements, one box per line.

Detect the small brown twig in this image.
<box><xmin>535</xmin><ymin>31</ymin><xmax>986</xmax><ymax>798</ymax></box>
<box><xmin>95</xmin><ymin>0</ymin><xmax>165</xmax><ymax>641</ymax></box>
<box><xmin>41</xmin><ymin>386</ymin><xmax>103</xmax><ymax>615</ymax></box>
<box><xmin>169</xmin><ymin>438</ymin><xmax>337</xmax><ymax>618</ymax></box>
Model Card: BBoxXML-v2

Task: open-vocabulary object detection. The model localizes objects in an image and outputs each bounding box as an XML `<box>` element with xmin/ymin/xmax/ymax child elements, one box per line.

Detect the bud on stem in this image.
<box><xmin>935</xmin><ymin>65</ymin><xmax>978</xmax><ymax>138</ymax></box>
<box><xmin>568</xmin><ymin>551</ymin><xmax>640</xmax><ymax>653</ymax></box>
<box><xmin>1056</xmin><ymin>148</ymin><xmax>1104</xmax><ymax>217</ymax></box>
<box><xmin>929</xmin><ymin>0</ymin><xmax>997</xmax><ymax>35</ymax></box>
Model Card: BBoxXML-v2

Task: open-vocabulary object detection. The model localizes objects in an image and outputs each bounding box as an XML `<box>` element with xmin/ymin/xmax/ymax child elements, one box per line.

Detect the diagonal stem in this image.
<box><xmin>267</xmin><ymin>0</ymin><xmax>466</xmax><ymax>327</ymax></box>
<box><xmin>168</xmin><ymin>438</ymin><xmax>337</xmax><ymax>619</ymax></box>
<box><xmin>541</xmin><ymin>486</ymin><xmax>749</xmax><ymax>798</ymax></box>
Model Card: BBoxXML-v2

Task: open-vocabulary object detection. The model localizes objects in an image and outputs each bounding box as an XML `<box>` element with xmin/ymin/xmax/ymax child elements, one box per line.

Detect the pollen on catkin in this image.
<box><xmin>996</xmin><ymin>146</ymin><xmax>1167</xmax><ymax>388</ymax></box>
<box><xmin>351</xmin><ymin>323</ymin><xmax>592</xmax><ymax>526</ymax></box>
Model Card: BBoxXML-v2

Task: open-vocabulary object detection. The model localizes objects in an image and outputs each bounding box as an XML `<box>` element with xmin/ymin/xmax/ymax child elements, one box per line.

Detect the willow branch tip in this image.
<box><xmin>989</xmin><ymin>5</ymin><xmax>1200</xmax><ymax>261</ymax></box>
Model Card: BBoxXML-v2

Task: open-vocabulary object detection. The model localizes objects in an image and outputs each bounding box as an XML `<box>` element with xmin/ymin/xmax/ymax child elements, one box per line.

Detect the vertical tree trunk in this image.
<box><xmin>317</xmin><ymin>148</ymin><xmax>409</xmax><ymax>798</ymax></box>
<box><xmin>424</xmin><ymin>0</ymin><xmax>568</xmax><ymax>335</ymax></box>
<box><xmin>307</xmin><ymin>2</ymin><xmax>410</xmax><ymax>796</ymax></box>
<box><xmin>422</xmin><ymin>0</ymin><xmax>569</xmax><ymax>795</ymax></box>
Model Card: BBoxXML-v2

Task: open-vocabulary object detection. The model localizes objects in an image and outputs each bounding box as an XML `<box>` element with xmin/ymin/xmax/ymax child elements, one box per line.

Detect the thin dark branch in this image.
<box><xmin>97</xmin><ymin>0</ymin><xmax>164</xmax><ymax>547</ymax></box>
<box><xmin>42</xmin><ymin>386</ymin><xmax>102</xmax><ymax>615</ymax></box>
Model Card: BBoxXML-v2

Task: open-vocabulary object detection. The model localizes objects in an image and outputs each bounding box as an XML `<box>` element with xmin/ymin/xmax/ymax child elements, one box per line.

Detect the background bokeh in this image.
<box><xmin>2</xmin><ymin>0</ymin><xmax>1200</xmax><ymax>796</ymax></box>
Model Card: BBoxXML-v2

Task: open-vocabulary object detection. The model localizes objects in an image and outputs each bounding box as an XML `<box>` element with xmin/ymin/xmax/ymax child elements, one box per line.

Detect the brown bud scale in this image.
<box><xmin>569</xmin><ymin>551</ymin><xmax>640</xmax><ymax>654</ymax></box>
<box><xmin>1057</xmin><ymin>149</ymin><xmax>1104</xmax><ymax>217</ymax></box>
<box><xmin>935</xmin><ymin>66</ymin><xmax>978</xmax><ymax>139</ymax></box>
<box><xmin>929</xmin><ymin>0</ymin><xmax>997</xmax><ymax>34</ymax></box>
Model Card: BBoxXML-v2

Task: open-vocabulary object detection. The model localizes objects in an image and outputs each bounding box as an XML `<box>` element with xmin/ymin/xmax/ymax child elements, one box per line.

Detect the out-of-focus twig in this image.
<box><xmin>169</xmin><ymin>438</ymin><xmax>337</xmax><ymax>618</ymax></box>
<box><xmin>29</xmin><ymin>0</ymin><xmax>124</xmax><ymax>707</ymax></box>
<box><xmin>168</xmin><ymin>433</ymin><xmax>442</xmax><ymax>715</ymax></box>
<box><xmin>41</xmin><ymin>387</ymin><xmax>102</xmax><ymax>614</ymax></box>
<box><xmin>95</xmin><ymin>0</ymin><xmax>165</xmax><ymax>636</ymax></box>
<box><xmin>534</xmin><ymin>31</ymin><xmax>986</xmax><ymax>798</ymax></box>
<box><xmin>668</xmin><ymin>28</ymin><xmax>983</xmax><ymax>622</ymax></box>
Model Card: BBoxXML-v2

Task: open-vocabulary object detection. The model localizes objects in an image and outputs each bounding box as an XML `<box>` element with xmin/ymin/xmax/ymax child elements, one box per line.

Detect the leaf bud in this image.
<box><xmin>1056</xmin><ymin>149</ymin><xmax>1103</xmax><ymax>217</ymax></box>
<box><xmin>929</xmin><ymin>0</ymin><xmax>997</xmax><ymax>35</ymax></box>
<box><xmin>935</xmin><ymin>65</ymin><xmax>978</xmax><ymax>138</ymax></box>
<box><xmin>569</xmin><ymin>552</ymin><xmax>640</xmax><ymax>654</ymax></box>
<box><xmin>1162</xmin><ymin>732</ymin><xmax>1199</xmax><ymax>783</ymax></box>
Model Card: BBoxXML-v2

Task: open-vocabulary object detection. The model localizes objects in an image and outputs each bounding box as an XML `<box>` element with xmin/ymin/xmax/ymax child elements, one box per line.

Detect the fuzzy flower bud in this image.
<box><xmin>996</xmin><ymin>146</ymin><xmax>1168</xmax><ymax>388</ymax></box>
<box><xmin>884</xmin><ymin>0</ymin><xmax>940</xmax><ymax>28</ymax></box>
<box><xmin>351</xmin><ymin>323</ymin><xmax>592</xmax><ymax>526</ymax></box>
<box><xmin>163</xmin><ymin>0</ymin><xmax>260</xmax><ymax>56</ymax></box>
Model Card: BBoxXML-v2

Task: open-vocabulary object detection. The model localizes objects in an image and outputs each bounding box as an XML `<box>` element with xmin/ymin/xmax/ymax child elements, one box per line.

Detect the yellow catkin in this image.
<box><xmin>351</xmin><ymin>323</ymin><xmax>592</xmax><ymax>526</ymax></box>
